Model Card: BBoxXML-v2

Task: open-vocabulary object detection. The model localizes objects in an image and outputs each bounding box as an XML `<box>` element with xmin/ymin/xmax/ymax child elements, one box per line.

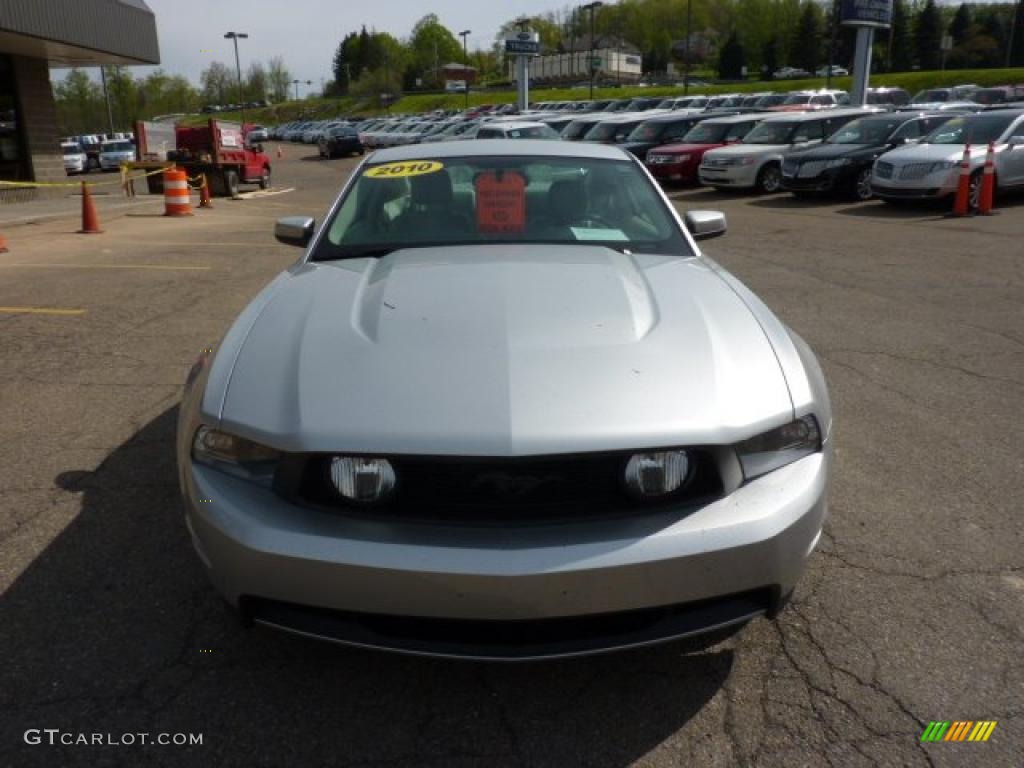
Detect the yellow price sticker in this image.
<box><xmin>364</xmin><ymin>160</ymin><xmax>444</xmax><ymax>179</ymax></box>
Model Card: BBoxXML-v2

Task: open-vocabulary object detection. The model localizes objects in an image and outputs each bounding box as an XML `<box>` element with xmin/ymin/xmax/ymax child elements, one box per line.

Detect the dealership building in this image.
<box><xmin>0</xmin><ymin>0</ymin><xmax>159</xmax><ymax>195</ymax></box>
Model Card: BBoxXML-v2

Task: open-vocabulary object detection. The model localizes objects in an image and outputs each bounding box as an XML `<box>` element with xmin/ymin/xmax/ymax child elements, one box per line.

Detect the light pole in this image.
<box><xmin>224</xmin><ymin>31</ymin><xmax>249</xmax><ymax>125</ymax></box>
<box><xmin>292</xmin><ymin>79</ymin><xmax>300</xmax><ymax>100</ymax></box>
<box><xmin>583</xmin><ymin>2</ymin><xmax>603</xmax><ymax>100</ymax></box>
<box><xmin>459</xmin><ymin>30</ymin><xmax>471</xmax><ymax>109</ymax></box>
<box><xmin>683</xmin><ymin>0</ymin><xmax>693</xmax><ymax>95</ymax></box>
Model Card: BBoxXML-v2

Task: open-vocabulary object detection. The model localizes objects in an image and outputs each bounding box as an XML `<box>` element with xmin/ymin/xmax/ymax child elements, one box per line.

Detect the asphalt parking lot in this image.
<box><xmin>1</xmin><ymin>142</ymin><xmax>1021</xmax><ymax>767</ymax></box>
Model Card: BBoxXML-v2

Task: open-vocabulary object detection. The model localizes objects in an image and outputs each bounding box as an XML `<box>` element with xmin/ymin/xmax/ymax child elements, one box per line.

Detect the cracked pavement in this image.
<box><xmin>1</xmin><ymin>146</ymin><xmax>1021</xmax><ymax>767</ymax></box>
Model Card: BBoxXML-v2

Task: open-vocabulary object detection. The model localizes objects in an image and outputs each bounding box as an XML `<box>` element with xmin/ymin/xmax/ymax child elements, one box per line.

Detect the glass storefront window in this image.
<box><xmin>0</xmin><ymin>55</ymin><xmax>28</xmax><ymax>182</ymax></box>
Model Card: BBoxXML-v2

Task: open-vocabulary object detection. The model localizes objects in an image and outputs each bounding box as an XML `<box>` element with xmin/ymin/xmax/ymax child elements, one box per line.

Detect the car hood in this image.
<box><xmin>651</xmin><ymin>141</ymin><xmax>725</xmax><ymax>154</ymax></box>
<box><xmin>706</xmin><ymin>143</ymin><xmax>786</xmax><ymax>158</ymax></box>
<box><xmin>879</xmin><ymin>143</ymin><xmax>969</xmax><ymax>163</ymax></box>
<box><xmin>793</xmin><ymin>142</ymin><xmax>879</xmax><ymax>160</ymax></box>
<box><xmin>219</xmin><ymin>246</ymin><xmax>794</xmax><ymax>456</ymax></box>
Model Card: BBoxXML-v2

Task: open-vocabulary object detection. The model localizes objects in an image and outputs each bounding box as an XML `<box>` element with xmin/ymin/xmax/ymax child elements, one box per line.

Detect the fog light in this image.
<box><xmin>330</xmin><ymin>457</ymin><xmax>396</xmax><ymax>503</ymax></box>
<box><xmin>624</xmin><ymin>450</ymin><xmax>690</xmax><ymax>498</ymax></box>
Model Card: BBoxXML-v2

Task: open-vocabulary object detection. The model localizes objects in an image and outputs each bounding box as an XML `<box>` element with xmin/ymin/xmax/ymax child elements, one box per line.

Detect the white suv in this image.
<box><xmin>699</xmin><ymin>108</ymin><xmax>876</xmax><ymax>192</ymax></box>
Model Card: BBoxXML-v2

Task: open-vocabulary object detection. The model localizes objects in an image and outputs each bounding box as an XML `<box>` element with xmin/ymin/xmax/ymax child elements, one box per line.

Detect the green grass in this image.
<box><xmin>183</xmin><ymin>67</ymin><xmax>1024</xmax><ymax>125</ymax></box>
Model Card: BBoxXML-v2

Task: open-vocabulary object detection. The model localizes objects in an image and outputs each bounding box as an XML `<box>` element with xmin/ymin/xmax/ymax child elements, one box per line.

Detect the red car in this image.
<box><xmin>645</xmin><ymin>114</ymin><xmax>764</xmax><ymax>184</ymax></box>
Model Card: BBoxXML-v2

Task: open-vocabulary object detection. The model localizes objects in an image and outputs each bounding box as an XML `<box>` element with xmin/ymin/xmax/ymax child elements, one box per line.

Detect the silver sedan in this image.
<box><xmin>177</xmin><ymin>141</ymin><xmax>833</xmax><ymax>660</ymax></box>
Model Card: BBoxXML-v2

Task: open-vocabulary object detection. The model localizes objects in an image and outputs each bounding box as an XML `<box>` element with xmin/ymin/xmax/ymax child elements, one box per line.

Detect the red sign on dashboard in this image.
<box><xmin>475</xmin><ymin>171</ymin><xmax>526</xmax><ymax>234</ymax></box>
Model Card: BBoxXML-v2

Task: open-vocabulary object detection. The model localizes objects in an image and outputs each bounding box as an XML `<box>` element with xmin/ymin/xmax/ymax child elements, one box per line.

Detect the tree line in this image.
<box><xmin>53</xmin><ymin>57</ymin><xmax>292</xmax><ymax>136</ymax></box>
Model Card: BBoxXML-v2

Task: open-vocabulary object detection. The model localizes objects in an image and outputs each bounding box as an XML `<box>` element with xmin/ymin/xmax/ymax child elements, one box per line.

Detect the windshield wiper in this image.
<box><xmin>314</xmin><ymin>246</ymin><xmax>397</xmax><ymax>262</ymax></box>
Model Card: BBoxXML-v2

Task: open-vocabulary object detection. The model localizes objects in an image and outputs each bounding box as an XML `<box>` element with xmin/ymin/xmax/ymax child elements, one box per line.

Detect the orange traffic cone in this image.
<box><xmin>978</xmin><ymin>141</ymin><xmax>996</xmax><ymax>215</ymax></box>
<box><xmin>198</xmin><ymin>175</ymin><xmax>214</xmax><ymax>208</ymax></box>
<box><xmin>0</xmin><ymin>231</ymin><xmax>9</xmax><ymax>253</ymax></box>
<box><xmin>78</xmin><ymin>182</ymin><xmax>103</xmax><ymax>234</ymax></box>
<box><xmin>951</xmin><ymin>143</ymin><xmax>972</xmax><ymax>217</ymax></box>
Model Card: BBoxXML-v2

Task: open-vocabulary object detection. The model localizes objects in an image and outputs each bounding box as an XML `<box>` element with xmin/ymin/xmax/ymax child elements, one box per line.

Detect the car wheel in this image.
<box><xmin>853</xmin><ymin>168</ymin><xmax>873</xmax><ymax>201</ymax></box>
<box><xmin>224</xmin><ymin>169</ymin><xmax>240</xmax><ymax>198</ymax></box>
<box><xmin>757</xmin><ymin>163</ymin><xmax>782</xmax><ymax>194</ymax></box>
<box><xmin>968</xmin><ymin>171</ymin><xmax>983</xmax><ymax>211</ymax></box>
<box><xmin>259</xmin><ymin>168</ymin><xmax>270</xmax><ymax>190</ymax></box>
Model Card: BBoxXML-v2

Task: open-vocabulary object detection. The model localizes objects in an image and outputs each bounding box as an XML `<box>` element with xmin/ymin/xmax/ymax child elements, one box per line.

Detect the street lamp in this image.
<box><xmin>583</xmin><ymin>2</ymin><xmax>603</xmax><ymax>100</ymax></box>
<box><xmin>291</xmin><ymin>78</ymin><xmax>300</xmax><ymax>100</ymax></box>
<box><xmin>683</xmin><ymin>0</ymin><xmax>693</xmax><ymax>95</ymax></box>
<box><xmin>224</xmin><ymin>31</ymin><xmax>249</xmax><ymax>125</ymax></box>
<box><xmin>459</xmin><ymin>30</ymin><xmax>471</xmax><ymax>109</ymax></box>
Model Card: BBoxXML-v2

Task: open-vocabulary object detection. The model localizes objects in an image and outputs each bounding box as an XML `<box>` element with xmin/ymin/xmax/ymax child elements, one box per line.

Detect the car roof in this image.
<box><xmin>701</xmin><ymin>113</ymin><xmax>765</xmax><ymax>124</ymax></box>
<box><xmin>484</xmin><ymin>121</ymin><xmax>548</xmax><ymax>129</ymax></box>
<box><xmin>760</xmin><ymin>107</ymin><xmax>875</xmax><ymax>122</ymax></box>
<box><xmin>369</xmin><ymin>139</ymin><xmax>630</xmax><ymax>163</ymax></box>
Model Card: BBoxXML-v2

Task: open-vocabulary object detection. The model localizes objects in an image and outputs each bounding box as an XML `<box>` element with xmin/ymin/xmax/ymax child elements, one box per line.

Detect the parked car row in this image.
<box><xmin>643</xmin><ymin>105</ymin><xmax>1024</xmax><ymax>208</ymax></box>
<box><xmin>60</xmin><ymin>131</ymin><xmax>136</xmax><ymax>174</ymax></box>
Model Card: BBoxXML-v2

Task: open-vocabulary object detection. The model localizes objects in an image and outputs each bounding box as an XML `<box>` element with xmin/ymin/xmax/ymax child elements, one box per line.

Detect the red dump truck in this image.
<box><xmin>136</xmin><ymin>119</ymin><xmax>271</xmax><ymax>197</ymax></box>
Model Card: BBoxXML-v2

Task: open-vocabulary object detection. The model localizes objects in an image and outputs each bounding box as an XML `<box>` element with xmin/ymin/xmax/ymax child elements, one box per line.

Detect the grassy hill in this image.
<box><xmin>182</xmin><ymin>68</ymin><xmax>1024</xmax><ymax>126</ymax></box>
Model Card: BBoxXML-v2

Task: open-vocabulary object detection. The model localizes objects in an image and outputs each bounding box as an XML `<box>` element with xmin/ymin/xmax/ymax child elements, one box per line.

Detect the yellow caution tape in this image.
<box><xmin>0</xmin><ymin>164</ymin><xmax>172</xmax><ymax>190</ymax></box>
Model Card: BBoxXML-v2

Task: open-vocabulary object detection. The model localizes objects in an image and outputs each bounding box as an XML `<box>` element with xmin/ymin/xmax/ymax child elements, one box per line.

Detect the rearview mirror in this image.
<box><xmin>684</xmin><ymin>210</ymin><xmax>727</xmax><ymax>240</ymax></box>
<box><xmin>275</xmin><ymin>216</ymin><xmax>315</xmax><ymax>247</ymax></box>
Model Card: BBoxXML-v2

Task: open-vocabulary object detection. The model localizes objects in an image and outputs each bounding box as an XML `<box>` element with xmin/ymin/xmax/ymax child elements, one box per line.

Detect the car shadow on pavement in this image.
<box><xmin>3</xmin><ymin>406</ymin><xmax>734</xmax><ymax>767</ymax></box>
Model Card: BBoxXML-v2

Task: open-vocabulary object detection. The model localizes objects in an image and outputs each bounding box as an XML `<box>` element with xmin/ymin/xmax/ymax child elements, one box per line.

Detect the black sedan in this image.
<box><xmin>780</xmin><ymin>113</ymin><xmax>957</xmax><ymax>200</ymax></box>
<box><xmin>319</xmin><ymin>125</ymin><xmax>364</xmax><ymax>159</ymax></box>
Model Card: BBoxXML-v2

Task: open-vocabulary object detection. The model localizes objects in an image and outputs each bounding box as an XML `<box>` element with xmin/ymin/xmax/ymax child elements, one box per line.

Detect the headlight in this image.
<box><xmin>192</xmin><ymin>426</ymin><xmax>280</xmax><ymax>484</ymax></box>
<box><xmin>736</xmin><ymin>156</ymin><xmax>756</xmax><ymax>165</ymax></box>
<box><xmin>624</xmin><ymin>450</ymin><xmax>690</xmax><ymax>498</ymax></box>
<box><xmin>825</xmin><ymin>158</ymin><xmax>851</xmax><ymax>168</ymax></box>
<box><xmin>330</xmin><ymin>457</ymin><xmax>396</xmax><ymax>504</ymax></box>
<box><xmin>736</xmin><ymin>415</ymin><xmax>822</xmax><ymax>480</ymax></box>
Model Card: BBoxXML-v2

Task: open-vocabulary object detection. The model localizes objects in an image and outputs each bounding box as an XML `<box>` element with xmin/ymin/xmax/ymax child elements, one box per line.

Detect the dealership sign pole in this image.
<box><xmin>842</xmin><ymin>0</ymin><xmax>892</xmax><ymax>105</ymax></box>
<box><xmin>505</xmin><ymin>31</ymin><xmax>541</xmax><ymax>111</ymax></box>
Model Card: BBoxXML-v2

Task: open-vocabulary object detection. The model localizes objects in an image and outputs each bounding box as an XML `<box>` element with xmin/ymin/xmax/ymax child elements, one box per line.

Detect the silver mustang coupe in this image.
<box><xmin>177</xmin><ymin>140</ymin><xmax>832</xmax><ymax>660</ymax></box>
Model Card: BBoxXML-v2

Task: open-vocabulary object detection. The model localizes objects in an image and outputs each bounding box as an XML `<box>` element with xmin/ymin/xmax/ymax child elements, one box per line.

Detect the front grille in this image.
<box><xmin>276</xmin><ymin>450</ymin><xmax>724</xmax><ymax>523</ymax></box>
<box><xmin>899</xmin><ymin>163</ymin><xmax>936</xmax><ymax>180</ymax></box>
<box><xmin>874</xmin><ymin>161</ymin><xmax>894</xmax><ymax>179</ymax></box>
<box><xmin>798</xmin><ymin>160</ymin><xmax>828</xmax><ymax>178</ymax></box>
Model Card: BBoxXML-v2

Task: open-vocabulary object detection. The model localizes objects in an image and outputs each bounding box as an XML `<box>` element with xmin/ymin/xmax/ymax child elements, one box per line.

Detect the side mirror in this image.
<box><xmin>275</xmin><ymin>216</ymin><xmax>315</xmax><ymax>247</ymax></box>
<box><xmin>684</xmin><ymin>210</ymin><xmax>727</xmax><ymax>241</ymax></box>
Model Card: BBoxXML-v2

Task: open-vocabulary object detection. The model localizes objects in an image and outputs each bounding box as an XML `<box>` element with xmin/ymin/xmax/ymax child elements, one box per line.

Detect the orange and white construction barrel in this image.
<box><xmin>163</xmin><ymin>168</ymin><xmax>193</xmax><ymax>217</ymax></box>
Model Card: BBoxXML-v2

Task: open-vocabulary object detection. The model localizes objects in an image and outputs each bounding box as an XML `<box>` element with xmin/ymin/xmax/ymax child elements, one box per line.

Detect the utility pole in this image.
<box><xmin>684</xmin><ymin>0</ymin><xmax>693</xmax><ymax>94</ymax></box>
<box><xmin>1008</xmin><ymin>0</ymin><xmax>1022</xmax><ymax>67</ymax></box>
<box><xmin>459</xmin><ymin>30</ymin><xmax>471</xmax><ymax>109</ymax></box>
<box><xmin>100</xmin><ymin>66</ymin><xmax>115</xmax><ymax>135</ymax></box>
<box><xmin>224</xmin><ymin>31</ymin><xmax>249</xmax><ymax>124</ymax></box>
<box><xmin>583</xmin><ymin>2</ymin><xmax>604</xmax><ymax>100</ymax></box>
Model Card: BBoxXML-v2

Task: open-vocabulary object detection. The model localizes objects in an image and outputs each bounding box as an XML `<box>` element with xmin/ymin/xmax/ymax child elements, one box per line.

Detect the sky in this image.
<box><xmin>111</xmin><ymin>0</ymin><xmax>566</xmax><ymax>92</ymax></box>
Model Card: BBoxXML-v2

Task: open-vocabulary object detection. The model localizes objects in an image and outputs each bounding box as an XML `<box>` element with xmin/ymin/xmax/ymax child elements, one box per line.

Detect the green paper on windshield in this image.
<box><xmin>570</xmin><ymin>227</ymin><xmax>629</xmax><ymax>241</ymax></box>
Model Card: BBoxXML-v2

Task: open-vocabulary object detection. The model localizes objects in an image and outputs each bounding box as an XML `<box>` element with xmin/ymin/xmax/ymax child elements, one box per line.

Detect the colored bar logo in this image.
<box><xmin>921</xmin><ymin>721</ymin><xmax>996</xmax><ymax>742</ymax></box>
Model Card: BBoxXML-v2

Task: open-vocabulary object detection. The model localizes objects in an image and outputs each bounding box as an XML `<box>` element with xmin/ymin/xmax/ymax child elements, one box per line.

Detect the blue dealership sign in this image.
<box><xmin>840</xmin><ymin>0</ymin><xmax>892</xmax><ymax>27</ymax></box>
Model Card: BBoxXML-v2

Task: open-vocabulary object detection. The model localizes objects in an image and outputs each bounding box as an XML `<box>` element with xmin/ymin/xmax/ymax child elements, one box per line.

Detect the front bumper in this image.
<box><xmin>182</xmin><ymin>450</ymin><xmax>830</xmax><ymax>659</ymax></box>
<box><xmin>648</xmin><ymin>158</ymin><xmax>699</xmax><ymax>183</ymax></box>
<box><xmin>699</xmin><ymin>162</ymin><xmax>759</xmax><ymax>189</ymax></box>
<box><xmin>871</xmin><ymin>169</ymin><xmax>959</xmax><ymax>200</ymax></box>
<box><xmin>781</xmin><ymin>166</ymin><xmax>855</xmax><ymax>193</ymax></box>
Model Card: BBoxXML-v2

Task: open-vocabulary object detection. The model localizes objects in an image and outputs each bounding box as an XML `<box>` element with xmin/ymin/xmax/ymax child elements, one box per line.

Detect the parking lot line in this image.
<box><xmin>0</xmin><ymin>306</ymin><xmax>86</xmax><ymax>315</ymax></box>
<box><xmin>0</xmin><ymin>263</ymin><xmax>211</xmax><ymax>271</ymax></box>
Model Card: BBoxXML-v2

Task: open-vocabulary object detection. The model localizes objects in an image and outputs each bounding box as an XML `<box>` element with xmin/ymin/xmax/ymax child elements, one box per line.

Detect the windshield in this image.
<box><xmin>680</xmin><ymin>122</ymin><xmax>729</xmax><ymax>143</ymax></box>
<box><xmin>782</xmin><ymin>93</ymin><xmax>812</xmax><ymax>105</ymax></box>
<box><xmin>102</xmin><ymin>141</ymin><xmax>132</xmax><ymax>152</ymax></box>
<box><xmin>827</xmin><ymin>117</ymin><xmax>902</xmax><ymax>144</ymax></box>
<box><xmin>971</xmin><ymin>89</ymin><xmax>1009</xmax><ymax>104</ymax></box>
<box><xmin>562</xmin><ymin>119</ymin><xmax>599</xmax><ymax>139</ymax></box>
<box><xmin>923</xmin><ymin>114</ymin><xmax>1015</xmax><ymax>144</ymax></box>
<box><xmin>758</xmin><ymin>94</ymin><xmax>787</xmax><ymax>107</ymax></box>
<box><xmin>912</xmin><ymin>89</ymin><xmax>949</xmax><ymax>103</ymax></box>
<box><xmin>628</xmin><ymin>121</ymin><xmax>673</xmax><ymax>141</ymax></box>
<box><xmin>584</xmin><ymin>121</ymin><xmax>627</xmax><ymax>141</ymax></box>
<box><xmin>313</xmin><ymin>155</ymin><xmax>690</xmax><ymax>260</ymax></box>
<box><xmin>606</xmin><ymin>100</ymin><xmax>632</xmax><ymax>112</ymax></box>
<box><xmin>62</xmin><ymin>144</ymin><xmax>82</xmax><ymax>155</ymax></box>
<box><xmin>742</xmin><ymin>121</ymin><xmax>798</xmax><ymax>144</ymax></box>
